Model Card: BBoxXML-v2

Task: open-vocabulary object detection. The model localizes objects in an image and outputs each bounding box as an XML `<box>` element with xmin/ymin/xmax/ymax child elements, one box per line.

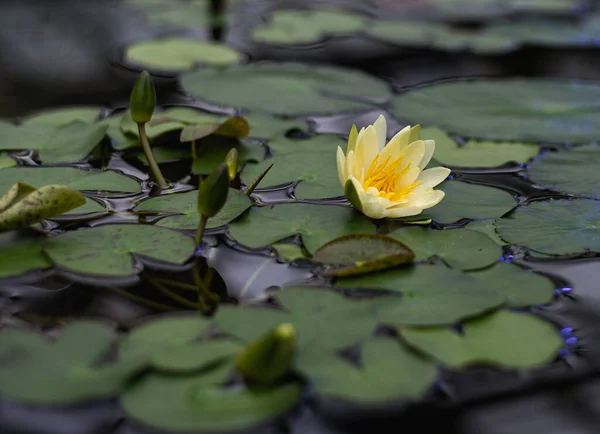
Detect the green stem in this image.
<box><xmin>147</xmin><ymin>277</ymin><xmax>202</xmax><ymax>309</ymax></box>
<box><xmin>153</xmin><ymin>277</ymin><xmax>199</xmax><ymax>292</ymax></box>
<box><xmin>191</xmin><ymin>139</ymin><xmax>197</xmax><ymax>160</ymax></box>
<box><xmin>195</xmin><ymin>214</ymin><xmax>208</xmax><ymax>246</ymax></box>
<box><xmin>138</xmin><ymin>122</ymin><xmax>168</xmax><ymax>188</ymax></box>
<box><xmin>106</xmin><ymin>286</ymin><xmax>175</xmax><ymax>311</ymax></box>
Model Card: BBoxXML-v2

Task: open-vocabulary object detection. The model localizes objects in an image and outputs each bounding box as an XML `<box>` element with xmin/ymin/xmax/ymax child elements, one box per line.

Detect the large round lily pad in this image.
<box><xmin>495</xmin><ymin>199</ymin><xmax>600</xmax><ymax>256</ymax></box>
<box><xmin>393</xmin><ymin>79</ymin><xmax>600</xmax><ymax>143</ymax></box>
<box><xmin>228</xmin><ymin>203</ymin><xmax>375</xmax><ymax>253</ymax></box>
<box><xmin>43</xmin><ymin>224</ymin><xmax>195</xmax><ymax>277</ymax></box>
<box><xmin>181</xmin><ymin>63</ymin><xmax>391</xmax><ymax>116</ymax></box>
<box><xmin>400</xmin><ymin>310</ymin><xmax>562</xmax><ymax>369</ymax></box>
<box><xmin>124</xmin><ymin>38</ymin><xmax>242</xmax><ymax>71</ymax></box>
<box><xmin>21</xmin><ymin>106</ymin><xmax>102</xmax><ymax>126</ymax></box>
<box><xmin>0</xmin><ymin>232</ymin><xmax>50</xmax><ymax>278</ymax></box>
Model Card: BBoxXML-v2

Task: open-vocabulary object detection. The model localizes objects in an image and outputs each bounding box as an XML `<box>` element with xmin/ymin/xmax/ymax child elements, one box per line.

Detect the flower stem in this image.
<box><xmin>147</xmin><ymin>276</ymin><xmax>202</xmax><ymax>310</ymax></box>
<box><xmin>195</xmin><ymin>214</ymin><xmax>208</xmax><ymax>246</ymax></box>
<box><xmin>106</xmin><ymin>285</ymin><xmax>175</xmax><ymax>311</ymax></box>
<box><xmin>138</xmin><ymin>122</ymin><xmax>167</xmax><ymax>188</ymax></box>
<box><xmin>191</xmin><ymin>139</ymin><xmax>197</xmax><ymax>160</ymax></box>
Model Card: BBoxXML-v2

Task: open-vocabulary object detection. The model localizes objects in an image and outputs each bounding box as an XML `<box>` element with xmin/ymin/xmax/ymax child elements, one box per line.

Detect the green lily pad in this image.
<box><xmin>181</xmin><ymin>63</ymin><xmax>391</xmax><ymax>116</ymax></box>
<box><xmin>312</xmin><ymin>234</ymin><xmax>414</xmax><ymax>277</ymax></box>
<box><xmin>124</xmin><ymin>38</ymin><xmax>242</xmax><ymax>72</ymax></box>
<box><xmin>252</xmin><ymin>9</ymin><xmax>366</xmax><ymax>45</ymax></box>
<box><xmin>0</xmin><ymin>167</ymin><xmax>140</xmax><ymax>194</ymax></box>
<box><xmin>393</xmin><ymin>79</ymin><xmax>600</xmax><ymax>144</ymax></box>
<box><xmin>121</xmin><ymin>108</ymin><xmax>224</xmax><ymax>140</ymax></box>
<box><xmin>192</xmin><ymin>137</ymin><xmax>264</xmax><ymax>175</ymax></box>
<box><xmin>0</xmin><ymin>232</ymin><xmax>50</xmax><ymax>278</ymax></box>
<box><xmin>241</xmin><ymin>135</ymin><xmax>344</xmax><ymax>199</ymax></box>
<box><xmin>0</xmin><ymin>321</ymin><xmax>145</xmax><ymax>404</ymax></box>
<box><xmin>297</xmin><ymin>338</ymin><xmax>436</xmax><ymax>403</ymax></box>
<box><xmin>424</xmin><ymin>181</ymin><xmax>516</xmax><ymax>224</ymax></box>
<box><xmin>216</xmin><ymin>288</ymin><xmax>383</xmax><ymax>350</ymax></box>
<box><xmin>133</xmin><ymin>0</ymin><xmax>209</xmax><ymax>29</ymax></box>
<box><xmin>400</xmin><ymin>310</ymin><xmax>562</xmax><ymax>369</ymax></box>
<box><xmin>135</xmin><ymin>147</ymin><xmax>191</xmax><ymax>165</ymax></box>
<box><xmin>243</xmin><ymin>113</ymin><xmax>309</xmax><ymax>140</ymax></box>
<box><xmin>495</xmin><ymin>198</ymin><xmax>600</xmax><ymax>255</ymax></box>
<box><xmin>43</xmin><ymin>224</ymin><xmax>195</xmax><ymax>277</ymax></box>
<box><xmin>272</xmin><ymin>243</ymin><xmax>309</xmax><ymax>262</ymax></box>
<box><xmin>468</xmin><ymin>262</ymin><xmax>555</xmax><ymax>307</ymax></box>
<box><xmin>121</xmin><ymin>373</ymin><xmax>302</xmax><ymax>433</ymax></box>
<box><xmin>528</xmin><ymin>145</ymin><xmax>600</xmax><ymax>198</ymax></box>
<box><xmin>21</xmin><ymin>106</ymin><xmax>102</xmax><ymax>126</ymax></box>
<box><xmin>486</xmin><ymin>20</ymin><xmax>591</xmax><ymax>48</ymax></box>
<box><xmin>0</xmin><ymin>121</ymin><xmax>108</xmax><ymax>163</ymax></box>
<box><xmin>228</xmin><ymin>203</ymin><xmax>375</xmax><ymax>253</ymax></box>
<box><xmin>389</xmin><ymin>227</ymin><xmax>500</xmax><ymax>271</ymax></box>
<box><xmin>60</xmin><ymin>198</ymin><xmax>106</xmax><ymax>216</ymax></box>
<box><xmin>466</xmin><ymin>219</ymin><xmax>508</xmax><ymax>246</ymax></box>
<box><xmin>0</xmin><ymin>153</ymin><xmax>16</xmax><ymax>168</ymax></box>
<box><xmin>422</xmin><ymin>127</ymin><xmax>539</xmax><ymax>168</ymax></box>
<box><xmin>101</xmin><ymin>115</ymin><xmax>139</xmax><ymax>151</ymax></box>
<box><xmin>337</xmin><ymin>264</ymin><xmax>504</xmax><ymax>326</ymax></box>
<box><xmin>136</xmin><ymin>188</ymin><xmax>252</xmax><ymax>229</ymax></box>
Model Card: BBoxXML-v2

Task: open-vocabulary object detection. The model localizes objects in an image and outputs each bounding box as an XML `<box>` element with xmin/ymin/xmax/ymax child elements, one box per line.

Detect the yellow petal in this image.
<box><xmin>416</xmin><ymin>167</ymin><xmax>451</xmax><ymax>187</ymax></box>
<box><xmin>373</xmin><ymin>115</ymin><xmax>387</xmax><ymax>151</ymax></box>
<box><xmin>336</xmin><ymin>146</ymin><xmax>347</xmax><ymax>187</ymax></box>
<box><xmin>386</xmin><ymin>204</ymin><xmax>424</xmax><ymax>218</ymax></box>
<box><xmin>346</xmin><ymin>124</ymin><xmax>358</xmax><ymax>154</ymax></box>
<box><xmin>395</xmin><ymin>165</ymin><xmax>421</xmax><ymax>188</ymax></box>
<box><xmin>419</xmin><ymin>139</ymin><xmax>435</xmax><ymax>169</ymax></box>
<box><xmin>378</xmin><ymin>125</ymin><xmax>411</xmax><ymax>163</ymax></box>
<box><xmin>346</xmin><ymin>150</ymin><xmax>357</xmax><ymax>179</ymax></box>
<box><xmin>400</xmin><ymin>140</ymin><xmax>426</xmax><ymax>170</ymax></box>
<box><xmin>419</xmin><ymin>190</ymin><xmax>445</xmax><ymax>209</ymax></box>
<box><xmin>354</xmin><ymin>126</ymin><xmax>379</xmax><ymax>174</ymax></box>
<box><xmin>360</xmin><ymin>195</ymin><xmax>389</xmax><ymax>219</ymax></box>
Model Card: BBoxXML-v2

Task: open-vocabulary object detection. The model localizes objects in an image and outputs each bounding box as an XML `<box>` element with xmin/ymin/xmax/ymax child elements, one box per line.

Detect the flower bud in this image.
<box><xmin>225</xmin><ymin>148</ymin><xmax>238</xmax><ymax>181</ymax></box>
<box><xmin>197</xmin><ymin>163</ymin><xmax>230</xmax><ymax>217</ymax></box>
<box><xmin>129</xmin><ymin>71</ymin><xmax>156</xmax><ymax>124</ymax></box>
<box><xmin>236</xmin><ymin>323</ymin><xmax>295</xmax><ymax>385</ymax></box>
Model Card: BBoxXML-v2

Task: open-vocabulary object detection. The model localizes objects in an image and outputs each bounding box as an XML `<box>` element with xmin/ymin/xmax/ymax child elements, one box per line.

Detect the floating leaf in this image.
<box><xmin>422</xmin><ymin>127</ymin><xmax>539</xmax><ymax>168</ymax></box>
<box><xmin>136</xmin><ymin>188</ymin><xmax>252</xmax><ymax>229</ymax></box>
<box><xmin>424</xmin><ymin>181</ymin><xmax>516</xmax><ymax>224</ymax></box>
<box><xmin>0</xmin><ymin>322</ymin><xmax>145</xmax><ymax>403</ymax></box>
<box><xmin>121</xmin><ymin>108</ymin><xmax>224</xmax><ymax>140</ymax></box>
<box><xmin>134</xmin><ymin>146</ymin><xmax>191</xmax><ymax>165</ymax></box>
<box><xmin>389</xmin><ymin>227</ymin><xmax>500</xmax><ymax>271</ymax></box>
<box><xmin>468</xmin><ymin>262</ymin><xmax>555</xmax><ymax>307</ymax></box>
<box><xmin>0</xmin><ymin>184</ymin><xmax>86</xmax><ymax>232</ymax></box>
<box><xmin>338</xmin><ymin>264</ymin><xmax>504</xmax><ymax>326</ymax></box>
<box><xmin>312</xmin><ymin>234</ymin><xmax>414</xmax><ymax>276</ymax></box>
<box><xmin>21</xmin><ymin>106</ymin><xmax>102</xmax><ymax>126</ymax></box>
<box><xmin>121</xmin><ymin>373</ymin><xmax>302</xmax><ymax>433</ymax></box>
<box><xmin>43</xmin><ymin>224</ymin><xmax>195</xmax><ymax>277</ymax></box>
<box><xmin>272</xmin><ymin>243</ymin><xmax>309</xmax><ymax>262</ymax></box>
<box><xmin>400</xmin><ymin>310</ymin><xmax>562</xmax><ymax>369</ymax></box>
<box><xmin>0</xmin><ymin>167</ymin><xmax>139</xmax><ymax>194</ymax></box>
<box><xmin>528</xmin><ymin>144</ymin><xmax>600</xmax><ymax>198</ymax></box>
<box><xmin>495</xmin><ymin>199</ymin><xmax>600</xmax><ymax>255</ymax></box>
<box><xmin>252</xmin><ymin>9</ymin><xmax>366</xmax><ymax>45</ymax></box>
<box><xmin>192</xmin><ymin>137</ymin><xmax>264</xmax><ymax>175</ymax></box>
<box><xmin>181</xmin><ymin>63</ymin><xmax>391</xmax><ymax>116</ymax></box>
<box><xmin>0</xmin><ymin>153</ymin><xmax>16</xmax><ymax>168</ymax></box>
<box><xmin>466</xmin><ymin>219</ymin><xmax>508</xmax><ymax>246</ymax></box>
<box><xmin>297</xmin><ymin>338</ymin><xmax>436</xmax><ymax>403</ymax></box>
<box><xmin>244</xmin><ymin>113</ymin><xmax>309</xmax><ymax>140</ymax></box>
<box><xmin>124</xmin><ymin>38</ymin><xmax>242</xmax><ymax>72</ymax></box>
<box><xmin>180</xmin><ymin>116</ymin><xmax>249</xmax><ymax>142</ymax></box>
<box><xmin>0</xmin><ymin>232</ymin><xmax>50</xmax><ymax>278</ymax></box>
<box><xmin>229</xmin><ymin>203</ymin><xmax>375</xmax><ymax>253</ymax></box>
<box><xmin>241</xmin><ymin>135</ymin><xmax>344</xmax><ymax>199</ymax></box>
<box><xmin>393</xmin><ymin>79</ymin><xmax>600</xmax><ymax>143</ymax></box>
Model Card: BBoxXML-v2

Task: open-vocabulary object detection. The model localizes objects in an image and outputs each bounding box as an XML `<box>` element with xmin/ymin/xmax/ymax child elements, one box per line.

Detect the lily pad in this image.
<box><xmin>424</xmin><ymin>181</ymin><xmax>516</xmax><ymax>224</ymax></box>
<box><xmin>466</xmin><ymin>219</ymin><xmax>508</xmax><ymax>246</ymax></box>
<box><xmin>121</xmin><ymin>108</ymin><xmax>224</xmax><ymax>140</ymax></box>
<box><xmin>0</xmin><ymin>153</ymin><xmax>16</xmax><ymax>168</ymax></box>
<box><xmin>228</xmin><ymin>203</ymin><xmax>375</xmax><ymax>253</ymax></box>
<box><xmin>0</xmin><ymin>321</ymin><xmax>145</xmax><ymax>403</ymax></box>
<box><xmin>393</xmin><ymin>79</ymin><xmax>600</xmax><ymax>144</ymax></box>
<box><xmin>312</xmin><ymin>234</ymin><xmax>414</xmax><ymax>277</ymax></box>
<box><xmin>272</xmin><ymin>243</ymin><xmax>309</xmax><ymax>262</ymax></box>
<box><xmin>0</xmin><ymin>232</ymin><xmax>50</xmax><ymax>278</ymax></box>
<box><xmin>0</xmin><ymin>167</ymin><xmax>140</xmax><ymax>194</ymax></box>
<box><xmin>337</xmin><ymin>264</ymin><xmax>504</xmax><ymax>326</ymax></box>
<box><xmin>21</xmin><ymin>106</ymin><xmax>102</xmax><ymax>126</ymax></box>
<box><xmin>468</xmin><ymin>262</ymin><xmax>555</xmax><ymax>307</ymax></box>
<box><xmin>495</xmin><ymin>199</ymin><xmax>600</xmax><ymax>255</ymax></box>
<box><xmin>400</xmin><ymin>310</ymin><xmax>562</xmax><ymax>369</ymax></box>
<box><xmin>422</xmin><ymin>127</ymin><xmax>539</xmax><ymax>168</ymax></box>
<box><xmin>192</xmin><ymin>137</ymin><xmax>264</xmax><ymax>175</ymax></box>
<box><xmin>297</xmin><ymin>338</ymin><xmax>436</xmax><ymax>403</ymax></box>
<box><xmin>252</xmin><ymin>9</ymin><xmax>366</xmax><ymax>45</ymax></box>
<box><xmin>241</xmin><ymin>135</ymin><xmax>344</xmax><ymax>199</ymax></box>
<box><xmin>181</xmin><ymin>63</ymin><xmax>391</xmax><ymax>116</ymax></box>
<box><xmin>389</xmin><ymin>227</ymin><xmax>500</xmax><ymax>270</ymax></box>
<box><xmin>43</xmin><ymin>224</ymin><xmax>195</xmax><ymax>277</ymax></box>
<box><xmin>528</xmin><ymin>145</ymin><xmax>600</xmax><ymax>198</ymax></box>
<box><xmin>136</xmin><ymin>188</ymin><xmax>252</xmax><ymax>229</ymax></box>
<box><xmin>121</xmin><ymin>373</ymin><xmax>302</xmax><ymax>433</ymax></box>
<box><xmin>124</xmin><ymin>38</ymin><xmax>242</xmax><ymax>72</ymax></box>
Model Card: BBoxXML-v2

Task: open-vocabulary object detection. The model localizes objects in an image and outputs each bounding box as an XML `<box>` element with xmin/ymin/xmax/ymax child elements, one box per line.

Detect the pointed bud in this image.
<box><xmin>236</xmin><ymin>323</ymin><xmax>295</xmax><ymax>385</ymax></box>
<box><xmin>197</xmin><ymin>163</ymin><xmax>230</xmax><ymax>217</ymax></box>
<box><xmin>129</xmin><ymin>71</ymin><xmax>156</xmax><ymax>124</ymax></box>
<box><xmin>225</xmin><ymin>148</ymin><xmax>238</xmax><ymax>181</ymax></box>
<box><xmin>344</xmin><ymin>178</ymin><xmax>363</xmax><ymax>212</ymax></box>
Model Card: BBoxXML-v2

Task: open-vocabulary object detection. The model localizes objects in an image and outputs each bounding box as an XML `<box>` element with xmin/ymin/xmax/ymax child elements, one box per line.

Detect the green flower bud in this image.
<box><xmin>225</xmin><ymin>148</ymin><xmax>238</xmax><ymax>181</ymax></box>
<box><xmin>236</xmin><ymin>323</ymin><xmax>295</xmax><ymax>385</ymax></box>
<box><xmin>129</xmin><ymin>71</ymin><xmax>156</xmax><ymax>124</ymax></box>
<box><xmin>197</xmin><ymin>163</ymin><xmax>230</xmax><ymax>217</ymax></box>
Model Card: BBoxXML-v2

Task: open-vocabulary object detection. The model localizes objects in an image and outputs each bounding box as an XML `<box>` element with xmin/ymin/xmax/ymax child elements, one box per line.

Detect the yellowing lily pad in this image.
<box><xmin>124</xmin><ymin>38</ymin><xmax>242</xmax><ymax>72</ymax></box>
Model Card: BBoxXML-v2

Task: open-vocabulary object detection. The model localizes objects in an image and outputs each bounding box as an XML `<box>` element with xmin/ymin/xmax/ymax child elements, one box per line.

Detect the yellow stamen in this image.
<box><xmin>361</xmin><ymin>153</ymin><xmax>421</xmax><ymax>201</ymax></box>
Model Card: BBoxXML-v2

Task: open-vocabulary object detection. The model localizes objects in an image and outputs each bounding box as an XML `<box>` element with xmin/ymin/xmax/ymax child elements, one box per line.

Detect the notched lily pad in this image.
<box><xmin>312</xmin><ymin>234</ymin><xmax>414</xmax><ymax>277</ymax></box>
<box><xmin>0</xmin><ymin>321</ymin><xmax>145</xmax><ymax>404</ymax></box>
<box><xmin>43</xmin><ymin>224</ymin><xmax>196</xmax><ymax>277</ymax></box>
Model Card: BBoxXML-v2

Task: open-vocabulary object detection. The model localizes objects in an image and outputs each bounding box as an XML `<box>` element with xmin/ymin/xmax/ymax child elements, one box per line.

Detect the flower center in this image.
<box><xmin>362</xmin><ymin>154</ymin><xmax>422</xmax><ymax>201</ymax></box>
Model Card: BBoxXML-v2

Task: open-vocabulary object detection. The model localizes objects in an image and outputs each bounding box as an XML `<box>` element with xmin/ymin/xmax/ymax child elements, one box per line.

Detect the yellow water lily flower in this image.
<box><xmin>337</xmin><ymin>115</ymin><xmax>450</xmax><ymax>219</ymax></box>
